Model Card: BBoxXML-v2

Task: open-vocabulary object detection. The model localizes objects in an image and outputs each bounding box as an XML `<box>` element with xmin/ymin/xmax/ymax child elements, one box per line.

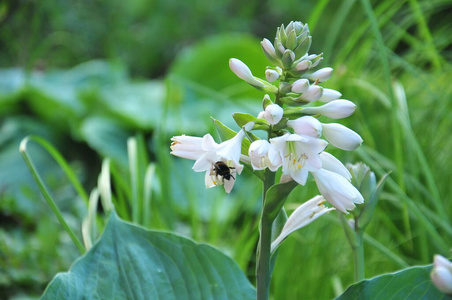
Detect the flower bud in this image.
<box><xmin>264</xmin><ymin>104</ymin><xmax>284</xmax><ymax>125</ymax></box>
<box><xmin>320</xmin><ymin>152</ymin><xmax>351</xmax><ymax>180</ymax></box>
<box><xmin>229</xmin><ymin>58</ymin><xmax>278</xmax><ymax>94</ymax></box>
<box><xmin>265</xmin><ymin>69</ymin><xmax>280</xmax><ymax>82</ymax></box>
<box><xmin>291</xmin><ymin>79</ymin><xmax>309</xmax><ymax>93</ymax></box>
<box><xmin>304</xmin><ymin>67</ymin><xmax>333</xmax><ymax>82</ymax></box>
<box><xmin>300</xmin><ymin>85</ymin><xmax>323</xmax><ymax>102</ymax></box>
<box><xmin>261</xmin><ymin>38</ymin><xmax>281</xmax><ymax>65</ymax></box>
<box><xmin>321</xmin><ymin>123</ymin><xmax>363</xmax><ymax>151</ymax></box>
<box><xmin>295</xmin><ymin>60</ymin><xmax>311</xmax><ymax>71</ymax></box>
<box><xmin>319</xmin><ymin>88</ymin><xmax>342</xmax><ymax>102</ymax></box>
<box><xmin>301</xmin><ymin>100</ymin><xmax>356</xmax><ymax>119</ymax></box>
<box><xmin>431</xmin><ymin>255</ymin><xmax>452</xmax><ymax>294</ymax></box>
<box><xmin>287</xmin><ymin>116</ymin><xmax>322</xmax><ymax>137</ymax></box>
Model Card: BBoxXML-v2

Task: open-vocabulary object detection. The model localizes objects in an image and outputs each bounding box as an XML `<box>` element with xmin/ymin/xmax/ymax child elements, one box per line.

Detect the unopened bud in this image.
<box><xmin>304</xmin><ymin>67</ymin><xmax>333</xmax><ymax>82</ymax></box>
<box><xmin>295</xmin><ymin>60</ymin><xmax>311</xmax><ymax>71</ymax></box>
<box><xmin>292</xmin><ymin>79</ymin><xmax>310</xmax><ymax>93</ymax></box>
<box><xmin>301</xmin><ymin>100</ymin><xmax>356</xmax><ymax>119</ymax></box>
<box><xmin>264</xmin><ymin>104</ymin><xmax>284</xmax><ymax>125</ymax></box>
<box><xmin>265</xmin><ymin>69</ymin><xmax>280</xmax><ymax>82</ymax></box>
<box><xmin>319</xmin><ymin>89</ymin><xmax>342</xmax><ymax>102</ymax></box>
<box><xmin>300</xmin><ymin>85</ymin><xmax>323</xmax><ymax>102</ymax></box>
<box><xmin>431</xmin><ymin>255</ymin><xmax>452</xmax><ymax>294</ymax></box>
<box><xmin>322</xmin><ymin>123</ymin><xmax>363</xmax><ymax>151</ymax></box>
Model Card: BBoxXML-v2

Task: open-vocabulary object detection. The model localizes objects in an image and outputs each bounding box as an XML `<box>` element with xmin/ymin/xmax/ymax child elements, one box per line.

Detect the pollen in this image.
<box><xmin>171</xmin><ymin>141</ymin><xmax>180</xmax><ymax>147</ymax></box>
<box><xmin>297</xmin><ymin>164</ymin><xmax>302</xmax><ymax>168</ymax></box>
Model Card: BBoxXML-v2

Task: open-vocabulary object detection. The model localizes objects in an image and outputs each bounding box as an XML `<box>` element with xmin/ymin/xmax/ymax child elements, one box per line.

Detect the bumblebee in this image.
<box><xmin>211</xmin><ymin>161</ymin><xmax>235</xmax><ymax>181</ymax></box>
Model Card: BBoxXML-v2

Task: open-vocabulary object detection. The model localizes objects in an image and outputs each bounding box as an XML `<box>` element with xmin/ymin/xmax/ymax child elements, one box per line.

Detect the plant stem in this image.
<box><xmin>256</xmin><ymin>169</ymin><xmax>276</xmax><ymax>300</ymax></box>
<box><xmin>352</xmin><ymin>231</ymin><xmax>365</xmax><ymax>282</ymax></box>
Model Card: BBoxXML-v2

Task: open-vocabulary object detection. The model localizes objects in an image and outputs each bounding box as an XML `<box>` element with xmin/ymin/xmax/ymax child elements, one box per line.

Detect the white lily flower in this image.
<box><xmin>300</xmin><ymin>85</ymin><xmax>323</xmax><ymax>102</ymax></box>
<box><xmin>249</xmin><ymin>140</ymin><xmax>281</xmax><ymax>171</ymax></box>
<box><xmin>292</xmin><ymin>79</ymin><xmax>310</xmax><ymax>94</ymax></box>
<box><xmin>322</xmin><ymin>123</ymin><xmax>363</xmax><ymax>151</ymax></box>
<box><xmin>431</xmin><ymin>255</ymin><xmax>452</xmax><ymax>294</ymax></box>
<box><xmin>171</xmin><ymin>126</ymin><xmax>250</xmax><ymax>193</ymax></box>
<box><xmin>304</xmin><ymin>67</ymin><xmax>333</xmax><ymax>82</ymax></box>
<box><xmin>301</xmin><ymin>100</ymin><xmax>356</xmax><ymax>119</ymax></box>
<box><xmin>271</xmin><ymin>134</ymin><xmax>327</xmax><ymax>185</ymax></box>
<box><xmin>264</xmin><ymin>104</ymin><xmax>284</xmax><ymax>125</ymax></box>
<box><xmin>319</xmin><ymin>88</ymin><xmax>342</xmax><ymax>102</ymax></box>
<box><xmin>319</xmin><ymin>152</ymin><xmax>351</xmax><ymax>180</ymax></box>
<box><xmin>312</xmin><ymin>168</ymin><xmax>364</xmax><ymax>213</ymax></box>
<box><xmin>271</xmin><ymin>195</ymin><xmax>334</xmax><ymax>252</ymax></box>
<box><xmin>287</xmin><ymin>116</ymin><xmax>322</xmax><ymax>138</ymax></box>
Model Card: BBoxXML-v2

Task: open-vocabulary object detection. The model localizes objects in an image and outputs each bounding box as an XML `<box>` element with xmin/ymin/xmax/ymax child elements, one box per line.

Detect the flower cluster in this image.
<box><xmin>171</xmin><ymin>21</ymin><xmax>363</xmax><ymax>214</ymax></box>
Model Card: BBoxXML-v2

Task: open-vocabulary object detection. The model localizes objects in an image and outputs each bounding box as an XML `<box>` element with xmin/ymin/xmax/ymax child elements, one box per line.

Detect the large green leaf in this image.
<box><xmin>42</xmin><ymin>212</ymin><xmax>256</xmax><ymax>299</ymax></box>
<box><xmin>336</xmin><ymin>265</ymin><xmax>452</xmax><ymax>300</ymax></box>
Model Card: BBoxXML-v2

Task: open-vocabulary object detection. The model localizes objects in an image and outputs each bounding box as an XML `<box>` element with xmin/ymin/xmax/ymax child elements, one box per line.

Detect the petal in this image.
<box><xmin>287</xmin><ymin>116</ymin><xmax>322</xmax><ymax>138</ymax></box>
<box><xmin>431</xmin><ymin>267</ymin><xmax>452</xmax><ymax>294</ymax></box>
<box><xmin>322</xmin><ymin>123</ymin><xmax>363</xmax><ymax>151</ymax></box>
<box><xmin>320</xmin><ymin>152</ymin><xmax>352</xmax><ymax>180</ymax></box>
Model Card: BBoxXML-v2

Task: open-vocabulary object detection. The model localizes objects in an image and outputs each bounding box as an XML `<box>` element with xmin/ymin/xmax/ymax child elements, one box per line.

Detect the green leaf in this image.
<box><xmin>263</xmin><ymin>181</ymin><xmax>298</xmax><ymax>222</ymax></box>
<box><xmin>336</xmin><ymin>265</ymin><xmax>452</xmax><ymax>300</ymax></box>
<box><xmin>42</xmin><ymin>211</ymin><xmax>256</xmax><ymax>299</ymax></box>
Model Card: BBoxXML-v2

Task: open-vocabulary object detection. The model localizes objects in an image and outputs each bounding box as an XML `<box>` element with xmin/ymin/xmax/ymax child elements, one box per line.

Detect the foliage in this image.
<box><xmin>1</xmin><ymin>0</ymin><xmax>452</xmax><ymax>299</ymax></box>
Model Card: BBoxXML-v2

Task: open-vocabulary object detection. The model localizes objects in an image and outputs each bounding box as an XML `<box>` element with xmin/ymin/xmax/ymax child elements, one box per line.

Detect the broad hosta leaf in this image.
<box><xmin>336</xmin><ymin>265</ymin><xmax>452</xmax><ymax>300</ymax></box>
<box><xmin>42</xmin><ymin>212</ymin><xmax>256</xmax><ymax>299</ymax></box>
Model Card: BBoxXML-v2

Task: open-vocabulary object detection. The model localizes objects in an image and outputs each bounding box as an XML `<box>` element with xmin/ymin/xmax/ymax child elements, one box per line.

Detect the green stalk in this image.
<box><xmin>353</xmin><ymin>230</ymin><xmax>365</xmax><ymax>282</ymax></box>
<box><xmin>256</xmin><ymin>169</ymin><xmax>276</xmax><ymax>300</ymax></box>
<box><xmin>20</xmin><ymin>137</ymin><xmax>85</xmax><ymax>254</ymax></box>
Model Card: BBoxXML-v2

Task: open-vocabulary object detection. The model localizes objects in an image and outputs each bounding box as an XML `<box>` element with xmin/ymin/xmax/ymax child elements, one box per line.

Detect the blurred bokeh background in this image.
<box><xmin>1</xmin><ymin>0</ymin><xmax>452</xmax><ymax>299</ymax></box>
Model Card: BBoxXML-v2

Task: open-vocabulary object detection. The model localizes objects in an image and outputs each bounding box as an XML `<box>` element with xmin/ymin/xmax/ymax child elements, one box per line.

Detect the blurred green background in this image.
<box><xmin>1</xmin><ymin>0</ymin><xmax>452</xmax><ymax>299</ymax></box>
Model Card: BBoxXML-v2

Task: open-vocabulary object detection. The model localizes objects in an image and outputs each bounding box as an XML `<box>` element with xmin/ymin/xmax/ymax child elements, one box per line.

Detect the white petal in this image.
<box><xmin>431</xmin><ymin>266</ymin><xmax>452</xmax><ymax>294</ymax></box>
<box><xmin>261</xmin><ymin>38</ymin><xmax>277</xmax><ymax>57</ymax></box>
<box><xmin>229</xmin><ymin>58</ymin><xmax>265</xmax><ymax>87</ymax></box>
<box><xmin>304</xmin><ymin>67</ymin><xmax>333</xmax><ymax>82</ymax></box>
<box><xmin>319</xmin><ymin>89</ymin><xmax>342</xmax><ymax>102</ymax></box>
<box><xmin>313</xmin><ymin>168</ymin><xmax>364</xmax><ymax>213</ymax></box>
<box><xmin>287</xmin><ymin>116</ymin><xmax>322</xmax><ymax>137</ymax></box>
<box><xmin>292</xmin><ymin>79</ymin><xmax>310</xmax><ymax>93</ymax></box>
<box><xmin>320</xmin><ymin>152</ymin><xmax>352</xmax><ymax>180</ymax></box>
<box><xmin>322</xmin><ymin>123</ymin><xmax>363</xmax><ymax>151</ymax></box>
<box><xmin>217</xmin><ymin>129</ymin><xmax>246</xmax><ymax>163</ymax></box>
<box><xmin>271</xmin><ymin>195</ymin><xmax>334</xmax><ymax>252</ymax></box>
<box><xmin>301</xmin><ymin>85</ymin><xmax>323</xmax><ymax>102</ymax></box>
<box><xmin>170</xmin><ymin>135</ymin><xmax>205</xmax><ymax>160</ymax></box>
<box><xmin>264</xmin><ymin>104</ymin><xmax>284</xmax><ymax>125</ymax></box>
<box><xmin>302</xmin><ymin>100</ymin><xmax>356</xmax><ymax>119</ymax></box>
<box><xmin>265</xmin><ymin>69</ymin><xmax>280</xmax><ymax>82</ymax></box>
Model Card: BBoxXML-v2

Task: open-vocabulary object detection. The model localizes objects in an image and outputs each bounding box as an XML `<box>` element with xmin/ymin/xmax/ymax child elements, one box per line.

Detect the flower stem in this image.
<box><xmin>256</xmin><ymin>169</ymin><xmax>276</xmax><ymax>300</ymax></box>
<box><xmin>353</xmin><ymin>231</ymin><xmax>365</xmax><ymax>282</ymax></box>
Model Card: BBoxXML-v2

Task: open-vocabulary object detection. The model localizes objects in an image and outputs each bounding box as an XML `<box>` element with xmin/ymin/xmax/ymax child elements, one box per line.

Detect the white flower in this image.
<box><xmin>319</xmin><ymin>152</ymin><xmax>351</xmax><ymax>180</ymax></box>
<box><xmin>292</xmin><ymin>79</ymin><xmax>310</xmax><ymax>93</ymax></box>
<box><xmin>301</xmin><ymin>100</ymin><xmax>356</xmax><ymax>119</ymax></box>
<box><xmin>271</xmin><ymin>133</ymin><xmax>327</xmax><ymax>185</ymax></box>
<box><xmin>271</xmin><ymin>195</ymin><xmax>334</xmax><ymax>252</ymax></box>
<box><xmin>249</xmin><ymin>140</ymin><xmax>281</xmax><ymax>171</ymax></box>
<box><xmin>171</xmin><ymin>127</ymin><xmax>249</xmax><ymax>193</ymax></box>
<box><xmin>261</xmin><ymin>38</ymin><xmax>278</xmax><ymax>60</ymax></box>
<box><xmin>264</xmin><ymin>104</ymin><xmax>284</xmax><ymax>125</ymax></box>
<box><xmin>319</xmin><ymin>88</ymin><xmax>342</xmax><ymax>102</ymax></box>
<box><xmin>287</xmin><ymin>116</ymin><xmax>322</xmax><ymax>138</ymax></box>
<box><xmin>312</xmin><ymin>168</ymin><xmax>364</xmax><ymax>213</ymax></box>
<box><xmin>295</xmin><ymin>60</ymin><xmax>311</xmax><ymax>71</ymax></box>
<box><xmin>431</xmin><ymin>255</ymin><xmax>452</xmax><ymax>294</ymax></box>
<box><xmin>322</xmin><ymin>123</ymin><xmax>363</xmax><ymax>151</ymax></box>
<box><xmin>304</xmin><ymin>67</ymin><xmax>333</xmax><ymax>82</ymax></box>
<box><xmin>300</xmin><ymin>85</ymin><xmax>323</xmax><ymax>102</ymax></box>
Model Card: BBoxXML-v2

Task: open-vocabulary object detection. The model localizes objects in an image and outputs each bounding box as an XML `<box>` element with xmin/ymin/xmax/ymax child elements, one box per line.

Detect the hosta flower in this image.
<box><xmin>322</xmin><ymin>123</ymin><xmax>363</xmax><ymax>151</ymax></box>
<box><xmin>171</xmin><ymin>126</ymin><xmax>249</xmax><ymax>193</ymax></box>
<box><xmin>431</xmin><ymin>255</ymin><xmax>452</xmax><ymax>294</ymax></box>
<box><xmin>287</xmin><ymin>116</ymin><xmax>322</xmax><ymax>138</ymax></box>
<box><xmin>248</xmin><ymin>140</ymin><xmax>281</xmax><ymax>171</ymax></box>
<box><xmin>303</xmin><ymin>67</ymin><xmax>333</xmax><ymax>82</ymax></box>
<box><xmin>229</xmin><ymin>58</ymin><xmax>278</xmax><ymax>93</ymax></box>
<box><xmin>319</xmin><ymin>88</ymin><xmax>342</xmax><ymax>102</ymax></box>
<box><xmin>320</xmin><ymin>152</ymin><xmax>351</xmax><ymax>180</ymax></box>
<box><xmin>312</xmin><ymin>168</ymin><xmax>364</xmax><ymax>213</ymax></box>
<box><xmin>271</xmin><ymin>133</ymin><xmax>327</xmax><ymax>185</ymax></box>
<box><xmin>271</xmin><ymin>195</ymin><xmax>334</xmax><ymax>252</ymax></box>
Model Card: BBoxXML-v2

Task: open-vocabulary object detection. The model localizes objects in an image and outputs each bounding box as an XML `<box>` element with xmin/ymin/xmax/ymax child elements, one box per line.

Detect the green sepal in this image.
<box><xmin>280</xmin><ymin>97</ymin><xmax>309</xmax><ymax>107</ymax></box>
<box><xmin>294</xmin><ymin>36</ymin><xmax>312</xmax><ymax>58</ymax></box>
<box><xmin>281</xmin><ymin>50</ymin><xmax>295</xmax><ymax>69</ymax></box>
<box><xmin>262</xmin><ymin>95</ymin><xmax>274</xmax><ymax>109</ymax></box>
<box><xmin>357</xmin><ymin>172</ymin><xmax>390</xmax><ymax>230</ymax></box>
<box><xmin>262</xmin><ymin>181</ymin><xmax>298</xmax><ymax>222</ymax></box>
<box><xmin>286</xmin><ymin>30</ymin><xmax>298</xmax><ymax>50</ymax></box>
<box><xmin>233</xmin><ymin>113</ymin><xmax>268</xmax><ymax>128</ymax></box>
<box><xmin>272</xmin><ymin>117</ymin><xmax>288</xmax><ymax>131</ymax></box>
